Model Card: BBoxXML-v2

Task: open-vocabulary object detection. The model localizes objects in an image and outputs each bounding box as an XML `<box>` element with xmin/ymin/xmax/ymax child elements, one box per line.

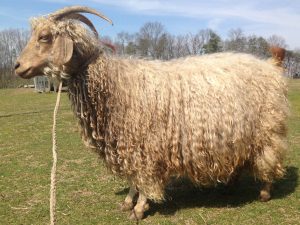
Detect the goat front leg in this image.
<box><xmin>260</xmin><ymin>182</ymin><xmax>272</xmax><ymax>202</ymax></box>
<box><xmin>129</xmin><ymin>191</ymin><xmax>149</xmax><ymax>220</ymax></box>
<box><xmin>120</xmin><ymin>185</ymin><xmax>137</xmax><ymax>211</ymax></box>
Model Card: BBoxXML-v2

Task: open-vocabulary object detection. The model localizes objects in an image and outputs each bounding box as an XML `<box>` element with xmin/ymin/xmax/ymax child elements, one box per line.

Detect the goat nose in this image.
<box><xmin>14</xmin><ymin>62</ymin><xmax>20</xmax><ymax>70</ymax></box>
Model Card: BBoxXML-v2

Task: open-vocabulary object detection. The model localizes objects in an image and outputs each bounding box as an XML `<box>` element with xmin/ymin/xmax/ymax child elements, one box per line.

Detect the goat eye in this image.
<box><xmin>38</xmin><ymin>34</ymin><xmax>51</xmax><ymax>42</ymax></box>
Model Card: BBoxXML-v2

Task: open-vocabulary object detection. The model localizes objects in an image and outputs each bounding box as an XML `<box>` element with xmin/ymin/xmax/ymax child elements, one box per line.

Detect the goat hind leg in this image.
<box><xmin>253</xmin><ymin>145</ymin><xmax>285</xmax><ymax>202</ymax></box>
<box><xmin>260</xmin><ymin>182</ymin><xmax>272</xmax><ymax>202</ymax></box>
<box><xmin>120</xmin><ymin>185</ymin><xmax>137</xmax><ymax>211</ymax></box>
<box><xmin>129</xmin><ymin>191</ymin><xmax>149</xmax><ymax>220</ymax></box>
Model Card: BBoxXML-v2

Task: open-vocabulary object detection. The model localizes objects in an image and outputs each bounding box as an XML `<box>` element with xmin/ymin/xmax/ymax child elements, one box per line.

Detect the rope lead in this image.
<box><xmin>50</xmin><ymin>81</ymin><xmax>63</xmax><ymax>225</ymax></box>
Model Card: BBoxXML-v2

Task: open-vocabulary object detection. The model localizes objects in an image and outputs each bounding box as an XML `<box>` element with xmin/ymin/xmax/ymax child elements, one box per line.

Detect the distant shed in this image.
<box><xmin>34</xmin><ymin>76</ymin><xmax>49</xmax><ymax>92</ymax></box>
<box><xmin>33</xmin><ymin>76</ymin><xmax>67</xmax><ymax>92</ymax></box>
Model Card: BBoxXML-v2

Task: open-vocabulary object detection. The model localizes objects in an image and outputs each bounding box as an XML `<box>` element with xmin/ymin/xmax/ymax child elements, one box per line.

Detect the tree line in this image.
<box><xmin>113</xmin><ymin>24</ymin><xmax>273</xmax><ymax>59</ymax></box>
<box><xmin>0</xmin><ymin>22</ymin><xmax>299</xmax><ymax>88</ymax></box>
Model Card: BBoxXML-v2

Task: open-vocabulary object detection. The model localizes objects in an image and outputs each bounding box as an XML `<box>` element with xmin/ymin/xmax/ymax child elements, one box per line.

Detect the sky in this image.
<box><xmin>0</xmin><ymin>0</ymin><xmax>299</xmax><ymax>49</ymax></box>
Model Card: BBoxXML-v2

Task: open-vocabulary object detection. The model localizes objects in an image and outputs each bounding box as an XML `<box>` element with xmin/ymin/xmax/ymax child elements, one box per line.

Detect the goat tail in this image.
<box><xmin>269</xmin><ymin>46</ymin><xmax>286</xmax><ymax>67</ymax></box>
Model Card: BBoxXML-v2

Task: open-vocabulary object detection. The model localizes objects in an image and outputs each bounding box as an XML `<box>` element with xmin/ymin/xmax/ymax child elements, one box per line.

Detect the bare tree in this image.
<box><xmin>115</xmin><ymin>32</ymin><xmax>136</xmax><ymax>56</ymax></box>
<box><xmin>268</xmin><ymin>35</ymin><xmax>287</xmax><ymax>48</ymax></box>
<box><xmin>224</xmin><ymin>28</ymin><xmax>247</xmax><ymax>52</ymax></box>
<box><xmin>246</xmin><ymin>35</ymin><xmax>269</xmax><ymax>57</ymax></box>
<box><xmin>184</xmin><ymin>31</ymin><xmax>206</xmax><ymax>55</ymax></box>
<box><xmin>137</xmin><ymin>22</ymin><xmax>169</xmax><ymax>59</ymax></box>
<box><xmin>172</xmin><ymin>34</ymin><xmax>189</xmax><ymax>58</ymax></box>
<box><xmin>0</xmin><ymin>28</ymin><xmax>30</xmax><ymax>88</ymax></box>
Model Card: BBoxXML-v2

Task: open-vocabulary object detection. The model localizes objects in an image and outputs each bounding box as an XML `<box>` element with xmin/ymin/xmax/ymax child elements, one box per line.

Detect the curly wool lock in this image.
<box><xmin>20</xmin><ymin>7</ymin><xmax>288</xmax><ymax>215</ymax></box>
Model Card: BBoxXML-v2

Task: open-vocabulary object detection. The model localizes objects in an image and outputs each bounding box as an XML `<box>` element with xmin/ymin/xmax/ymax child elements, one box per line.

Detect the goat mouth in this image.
<box><xmin>16</xmin><ymin>67</ymin><xmax>34</xmax><ymax>79</ymax></box>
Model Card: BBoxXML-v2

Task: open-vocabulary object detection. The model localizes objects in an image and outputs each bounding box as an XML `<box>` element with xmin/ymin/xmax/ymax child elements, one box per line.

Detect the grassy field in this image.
<box><xmin>0</xmin><ymin>80</ymin><xmax>299</xmax><ymax>225</ymax></box>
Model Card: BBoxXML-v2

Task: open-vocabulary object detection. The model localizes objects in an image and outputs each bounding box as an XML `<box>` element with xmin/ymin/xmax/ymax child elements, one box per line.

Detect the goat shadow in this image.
<box><xmin>115</xmin><ymin>166</ymin><xmax>298</xmax><ymax>218</ymax></box>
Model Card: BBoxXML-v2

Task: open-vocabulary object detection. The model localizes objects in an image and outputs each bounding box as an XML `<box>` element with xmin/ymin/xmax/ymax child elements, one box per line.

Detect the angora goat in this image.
<box><xmin>15</xmin><ymin>6</ymin><xmax>289</xmax><ymax>220</ymax></box>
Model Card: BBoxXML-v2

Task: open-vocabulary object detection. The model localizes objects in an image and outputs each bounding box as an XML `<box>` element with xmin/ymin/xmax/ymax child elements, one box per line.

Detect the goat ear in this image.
<box><xmin>51</xmin><ymin>35</ymin><xmax>73</xmax><ymax>66</ymax></box>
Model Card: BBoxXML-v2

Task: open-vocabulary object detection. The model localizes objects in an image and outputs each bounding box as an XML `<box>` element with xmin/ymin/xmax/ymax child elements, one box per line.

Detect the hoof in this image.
<box><xmin>129</xmin><ymin>203</ymin><xmax>149</xmax><ymax>220</ymax></box>
<box><xmin>129</xmin><ymin>210</ymin><xmax>144</xmax><ymax>221</ymax></box>
<box><xmin>143</xmin><ymin>203</ymin><xmax>149</xmax><ymax>211</ymax></box>
<box><xmin>119</xmin><ymin>202</ymin><xmax>134</xmax><ymax>211</ymax></box>
<box><xmin>259</xmin><ymin>191</ymin><xmax>271</xmax><ymax>202</ymax></box>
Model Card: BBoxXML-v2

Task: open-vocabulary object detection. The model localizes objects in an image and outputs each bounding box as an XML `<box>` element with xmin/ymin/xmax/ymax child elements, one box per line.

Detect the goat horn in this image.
<box><xmin>50</xmin><ymin>6</ymin><xmax>113</xmax><ymax>25</ymax></box>
<box><xmin>63</xmin><ymin>13</ymin><xmax>99</xmax><ymax>37</ymax></box>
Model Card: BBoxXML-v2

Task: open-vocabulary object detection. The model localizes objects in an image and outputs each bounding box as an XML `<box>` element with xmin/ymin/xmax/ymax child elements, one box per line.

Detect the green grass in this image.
<box><xmin>0</xmin><ymin>81</ymin><xmax>299</xmax><ymax>225</ymax></box>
